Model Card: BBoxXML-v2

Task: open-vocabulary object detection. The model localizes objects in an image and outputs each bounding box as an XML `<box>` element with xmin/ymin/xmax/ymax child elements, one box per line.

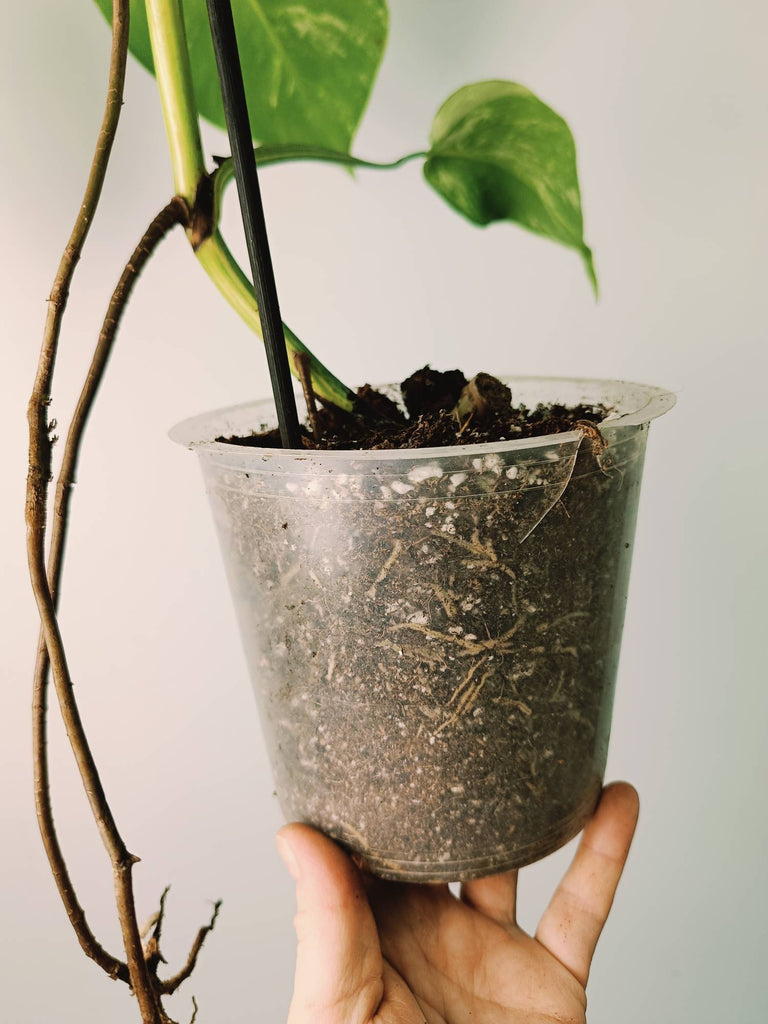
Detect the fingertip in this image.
<box><xmin>276</xmin><ymin>821</ymin><xmax>323</xmax><ymax>860</ymax></box>
<box><xmin>602</xmin><ymin>779</ymin><xmax>639</xmax><ymax>805</ymax></box>
<box><xmin>574</xmin><ymin>781</ymin><xmax>640</xmax><ymax>881</ymax></box>
<box><xmin>275</xmin><ymin>830</ymin><xmax>300</xmax><ymax>880</ymax></box>
<box><xmin>277</xmin><ymin>821</ymin><xmax>352</xmax><ymax>864</ymax></box>
<box><xmin>599</xmin><ymin>781</ymin><xmax>640</xmax><ymax>830</ymax></box>
<box><xmin>276</xmin><ymin>823</ymin><xmax>366</xmax><ymax>905</ymax></box>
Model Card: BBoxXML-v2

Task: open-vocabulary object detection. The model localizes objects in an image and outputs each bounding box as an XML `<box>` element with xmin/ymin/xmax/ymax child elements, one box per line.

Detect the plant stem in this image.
<box><xmin>27</xmin><ymin>4</ymin><xmax>165</xmax><ymax>1020</ymax></box>
<box><xmin>30</xmin><ymin>1</ymin><xmax>136</xmax><ymax>991</ymax></box>
<box><xmin>145</xmin><ymin>0</ymin><xmax>356</xmax><ymax>412</ymax></box>
<box><xmin>34</xmin><ymin>191</ymin><xmax>226</xmax><ymax>1020</ymax></box>
<box><xmin>200</xmin><ymin>145</ymin><xmax>428</xmax><ymax>412</ymax></box>
<box><xmin>293</xmin><ymin>351</ymin><xmax>320</xmax><ymax>442</ymax></box>
<box><xmin>195</xmin><ymin>230</ymin><xmax>355</xmax><ymax>410</ymax></box>
<box><xmin>145</xmin><ymin>0</ymin><xmax>205</xmax><ymax>202</ymax></box>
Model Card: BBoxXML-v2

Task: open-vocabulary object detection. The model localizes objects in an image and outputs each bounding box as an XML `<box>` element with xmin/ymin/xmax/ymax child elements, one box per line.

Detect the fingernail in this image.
<box><xmin>275</xmin><ymin>834</ymin><xmax>300</xmax><ymax>880</ymax></box>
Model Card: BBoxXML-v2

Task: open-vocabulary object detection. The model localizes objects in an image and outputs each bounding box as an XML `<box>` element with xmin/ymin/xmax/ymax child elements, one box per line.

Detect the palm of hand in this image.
<box><xmin>366</xmin><ymin>880</ymin><xmax>587</xmax><ymax>1023</ymax></box>
<box><xmin>279</xmin><ymin>783</ymin><xmax>638</xmax><ymax>1024</ymax></box>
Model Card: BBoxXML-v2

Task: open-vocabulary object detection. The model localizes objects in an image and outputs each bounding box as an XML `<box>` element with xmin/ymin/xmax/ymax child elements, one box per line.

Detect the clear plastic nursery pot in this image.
<box><xmin>171</xmin><ymin>377</ymin><xmax>674</xmax><ymax>882</ymax></box>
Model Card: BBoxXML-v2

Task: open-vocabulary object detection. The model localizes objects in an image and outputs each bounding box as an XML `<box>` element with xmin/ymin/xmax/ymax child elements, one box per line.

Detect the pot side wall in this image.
<box><xmin>196</xmin><ymin>418</ymin><xmax>649</xmax><ymax>881</ymax></box>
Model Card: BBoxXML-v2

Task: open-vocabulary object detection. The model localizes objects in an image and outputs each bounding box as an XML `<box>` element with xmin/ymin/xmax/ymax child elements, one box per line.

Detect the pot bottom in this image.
<box><xmin>346</xmin><ymin>779</ymin><xmax>602</xmax><ymax>883</ymax></box>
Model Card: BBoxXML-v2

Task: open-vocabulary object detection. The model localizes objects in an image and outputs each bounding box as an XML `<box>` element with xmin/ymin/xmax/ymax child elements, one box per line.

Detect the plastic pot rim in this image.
<box><xmin>169</xmin><ymin>375</ymin><xmax>676</xmax><ymax>462</ymax></box>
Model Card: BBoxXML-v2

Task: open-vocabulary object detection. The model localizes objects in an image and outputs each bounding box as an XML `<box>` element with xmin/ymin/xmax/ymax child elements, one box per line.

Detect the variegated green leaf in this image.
<box><xmin>93</xmin><ymin>0</ymin><xmax>388</xmax><ymax>152</ymax></box>
<box><xmin>424</xmin><ymin>81</ymin><xmax>596</xmax><ymax>291</ymax></box>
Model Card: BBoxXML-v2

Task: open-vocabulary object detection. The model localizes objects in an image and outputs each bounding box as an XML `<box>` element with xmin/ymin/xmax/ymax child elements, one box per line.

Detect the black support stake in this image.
<box><xmin>205</xmin><ymin>0</ymin><xmax>303</xmax><ymax>449</ymax></box>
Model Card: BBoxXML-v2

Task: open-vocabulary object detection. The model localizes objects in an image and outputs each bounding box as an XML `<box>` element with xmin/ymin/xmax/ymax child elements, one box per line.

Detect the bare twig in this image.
<box><xmin>28</xmin><ymin>0</ymin><xmax>220</xmax><ymax>1014</ymax></box>
<box><xmin>140</xmin><ymin>911</ymin><xmax>161</xmax><ymax>944</ymax></box>
<box><xmin>159</xmin><ymin>901</ymin><xmax>222</xmax><ymax>995</ymax></box>
<box><xmin>30</xmin><ymin>197</ymin><xmax>190</xmax><ymax>1022</ymax></box>
<box><xmin>46</xmin><ymin>193</ymin><xmax>189</xmax><ymax>593</ymax></box>
<box><xmin>293</xmin><ymin>350</ymin><xmax>319</xmax><ymax>441</ymax></box>
<box><xmin>28</xmin><ymin>0</ymin><xmax>134</xmax><ymax>992</ymax></box>
<box><xmin>143</xmin><ymin>887</ymin><xmax>171</xmax><ymax>972</ymax></box>
<box><xmin>26</xmin><ymin>4</ymin><xmax>196</xmax><ymax>1019</ymax></box>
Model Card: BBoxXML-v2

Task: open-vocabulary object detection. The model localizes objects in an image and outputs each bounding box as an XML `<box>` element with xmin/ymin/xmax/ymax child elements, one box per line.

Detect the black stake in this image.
<box><xmin>205</xmin><ymin>0</ymin><xmax>302</xmax><ymax>449</ymax></box>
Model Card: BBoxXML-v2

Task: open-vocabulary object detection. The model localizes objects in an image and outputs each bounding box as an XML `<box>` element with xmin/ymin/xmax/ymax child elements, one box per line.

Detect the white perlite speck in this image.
<box><xmin>390</xmin><ymin>480</ymin><xmax>414</xmax><ymax>495</ymax></box>
<box><xmin>408</xmin><ymin>464</ymin><xmax>444</xmax><ymax>483</ymax></box>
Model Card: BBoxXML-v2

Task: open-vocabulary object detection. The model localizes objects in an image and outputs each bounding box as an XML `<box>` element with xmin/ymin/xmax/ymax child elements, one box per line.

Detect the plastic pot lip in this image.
<box><xmin>169</xmin><ymin>375</ymin><xmax>676</xmax><ymax>463</ymax></box>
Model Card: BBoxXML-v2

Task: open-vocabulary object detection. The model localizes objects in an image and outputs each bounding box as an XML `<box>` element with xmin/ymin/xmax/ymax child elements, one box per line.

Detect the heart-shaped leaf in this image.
<box><xmin>424</xmin><ymin>81</ymin><xmax>596</xmax><ymax>290</ymax></box>
<box><xmin>93</xmin><ymin>0</ymin><xmax>388</xmax><ymax>152</ymax></box>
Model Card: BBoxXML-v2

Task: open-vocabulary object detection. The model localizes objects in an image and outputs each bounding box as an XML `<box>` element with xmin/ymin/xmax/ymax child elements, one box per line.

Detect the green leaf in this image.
<box><xmin>93</xmin><ymin>0</ymin><xmax>388</xmax><ymax>152</ymax></box>
<box><xmin>423</xmin><ymin>81</ymin><xmax>596</xmax><ymax>291</ymax></box>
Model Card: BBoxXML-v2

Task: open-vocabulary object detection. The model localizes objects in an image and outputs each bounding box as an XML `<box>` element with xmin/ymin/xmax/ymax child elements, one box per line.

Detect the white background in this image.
<box><xmin>2</xmin><ymin>1</ymin><xmax>766</xmax><ymax>1021</ymax></box>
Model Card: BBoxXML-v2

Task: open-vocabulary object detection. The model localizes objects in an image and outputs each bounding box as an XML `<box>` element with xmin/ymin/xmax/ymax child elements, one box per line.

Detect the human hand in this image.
<box><xmin>276</xmin><ymin>783</ymin><xmax>638</xmax><ymax>1023</ymax></box>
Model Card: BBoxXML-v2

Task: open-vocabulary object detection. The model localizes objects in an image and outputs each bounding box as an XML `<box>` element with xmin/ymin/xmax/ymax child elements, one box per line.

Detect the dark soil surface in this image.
<box><xmin>211</xmin><ymin>369</ymin><xmax>643</xmax><ymax>880</ymax></box>
<box><xmin>219</xmin><ymin>367</ymin><xmax>608</xmax><ymax>451</ymax></box>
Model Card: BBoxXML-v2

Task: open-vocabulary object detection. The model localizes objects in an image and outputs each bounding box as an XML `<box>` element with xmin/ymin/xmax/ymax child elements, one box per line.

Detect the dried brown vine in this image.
<box><xmin>27</xmin><ymin>2</ymin><xmax>218</xmax><ymax>1021</ymax></box>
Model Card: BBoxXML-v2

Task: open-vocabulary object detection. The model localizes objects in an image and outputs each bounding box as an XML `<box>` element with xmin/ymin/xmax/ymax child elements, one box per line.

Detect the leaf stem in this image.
<box><xmin>144</xmin><ymin>0</ymin><xmax>206</xmax><ymax>202</ymax></box>
<box><xmin>195</xmin><ymin>230</ymin><xmax>355</xmax><ymax>410</ymax></box>
<box><xmin>144</xmin><ymin>2</ymin><xmax>424</xmax><ymax>414</ymax></box>
<box><xmin>212</xmin><ymin>145</ymin><xmax>427</xmax><ymax>219</ymax></box>
<box><xmin>200</xmin><ymin>145</ymin><xmax>427</xmax><ymax>411</ymax></box>
<box><xmin>144</xmin><ymin>0</ymin><xmax>356</xmax><ymax>411</ymax></box>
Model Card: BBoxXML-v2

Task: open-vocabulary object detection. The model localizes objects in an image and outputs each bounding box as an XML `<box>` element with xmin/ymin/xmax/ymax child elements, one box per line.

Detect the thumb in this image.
<box><xmin>277</xmin><ymin>824</ymin><xmax>385</xmax><ymax>1023</ymax></box>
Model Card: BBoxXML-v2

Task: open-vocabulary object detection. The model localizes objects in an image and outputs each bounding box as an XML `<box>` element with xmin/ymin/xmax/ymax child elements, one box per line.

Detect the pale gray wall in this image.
<box><xmin>1</xmin><ymin>1</ymin><xmax>766</xmax><ymax>1021</ymax></box>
